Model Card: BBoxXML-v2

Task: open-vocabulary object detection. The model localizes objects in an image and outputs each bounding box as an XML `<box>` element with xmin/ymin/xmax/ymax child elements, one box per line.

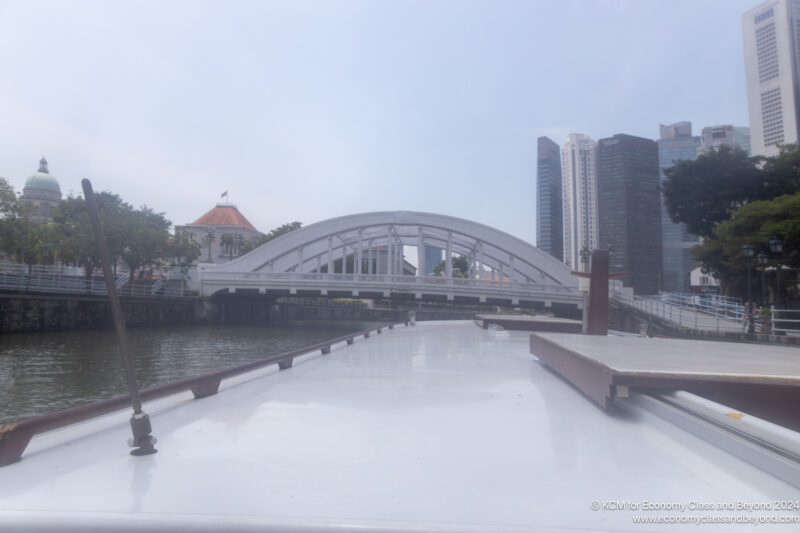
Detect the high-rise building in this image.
<box><xmin>658</xmin><ymin>122</ymin><xmax>701</xmax><ymax>292</ymax></box>
<box><xmin>423</xmin><ymin>246</ymin><xmax>443</xmax><ymax>275</ymax></box>
<box><xmin>536</xmin><ymin>137</ymin><xmax>563</xmax><ymax>261</ymax></box>
<box><xmin>597</xmin><ymin>134</ymin><xmax>662</xmax><ymax>295</ymax></box>
<box><xmin>561</xmin><ymin>134</ymin><xmax>597</xmax><ymax>271</ymax></box>
<box><xmin>742</xmin><ymin>0</ymin><xmax>800</xmax><ymax>157</ymax></box>
<box><xmin>698</xmin><ymin>125</ymin><xmax>752</xmax><ymax>155</ymax></box>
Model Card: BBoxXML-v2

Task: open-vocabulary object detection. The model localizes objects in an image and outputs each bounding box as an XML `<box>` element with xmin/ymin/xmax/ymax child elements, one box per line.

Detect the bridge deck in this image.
<box><xmin>1</xmin><ymin>322</ymin><xmax>797</xmax><ymax>531</ymax></box>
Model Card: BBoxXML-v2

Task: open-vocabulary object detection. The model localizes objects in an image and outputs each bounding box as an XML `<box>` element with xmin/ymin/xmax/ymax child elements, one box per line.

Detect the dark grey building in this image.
<box><xmin>597</xmin><ymin>134</ymin><xmax>662</xmax><ymax>295</ymax></box>
<box><xmin>536</xmin><ymin>136</ymin><xmax>563</xmax><ymax>261</ymax></box>
<box><xmin>658</xmin><ymin>122</ymin><xmax>701</xmax><ymax>293</ymax></box>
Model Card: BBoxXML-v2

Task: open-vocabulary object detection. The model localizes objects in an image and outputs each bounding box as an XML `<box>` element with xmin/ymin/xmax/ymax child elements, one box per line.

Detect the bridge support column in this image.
<box><xmin>386</xmin><ymin>226</ymin><xmax>393</xmax><ymax>276</ymax></box>
<box><xmin>327</xmin><ymin>237</ymin><xmax>333</xmax><ymax>274</ymax></box>
<box><xmin>297</xmin><ymin>246</ymin><xmax>303</xmax><ymax>273</ymax></box>
<box><xmin>417</xmin><ymin>228</ymin><xmax>425</xmax><ymax>278</ymax></box>
<box><xmin>478</xmin><ymin>242</ymin><xmax>484</xmax><ymax>278</ymax></box>
<box><xmin>446</xmin><ymin>232</ymin><xmax>453</xmax><ymax>278</ymax></box>
<box><xmin>357</xmin><ymin>228</ymin><xmax>363</xmax><ymax>275</ymax></box>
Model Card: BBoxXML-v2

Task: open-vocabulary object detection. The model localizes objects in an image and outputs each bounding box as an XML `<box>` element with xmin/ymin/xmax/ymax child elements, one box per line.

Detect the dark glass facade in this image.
<box><xmin>658</xmin><ymin>125</ymin><xmax>701</xmax><ymax>292</ymax></box>
<box><xmin>597</xmin><ymin>134</ymin><xmax>662</xmax><ymax>295</ymax></box>
<box><xmin>536</xmin><ymin>136</ymin><xmax>563</xmax><ymax>261</ymax></box>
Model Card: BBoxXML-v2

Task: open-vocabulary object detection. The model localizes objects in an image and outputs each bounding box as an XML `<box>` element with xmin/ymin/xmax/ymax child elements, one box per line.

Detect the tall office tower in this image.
<box><xmin>597</xmin><ymin>134</ymin><xmax>662</xmax><ymax>295</ymax></box>
<box><xmin>658</xmin><ymin>122</ymin><xmax>701</xmax><ymax>292</ymax></box>
<box><xmin>536</xmin><ymin>137</ymin><xmax>564</xmax><ymax>261</ymax></box>
<box><xmin>698</xmin><ymin>125</ymin><xmax>752</xmax><ymax>155</ymax></box>
<box><xmin>742</xmin><ymin>0</ymin><xmax>800</xmax><ymax>157</ymax></box>
<box><xmin>561</xmin><ymin>134</ymin><xmax>598</xmax><ymax>271</ymax></box>
<box><xmin>423</xmin><ymin>246</ymin><xmax>444</xmax><ymax>275</ymax></box>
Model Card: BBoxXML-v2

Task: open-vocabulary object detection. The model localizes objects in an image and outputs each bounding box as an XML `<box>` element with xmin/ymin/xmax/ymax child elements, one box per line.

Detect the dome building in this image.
<box><xmin>175</xmin><ymin>202</ymin><xmax>263</xmax><ymax>264</ymax></box>
<box><xmin>21</xmin><ymin>157</ymin><xmax>62</xmax><ymax>222</ymax></box>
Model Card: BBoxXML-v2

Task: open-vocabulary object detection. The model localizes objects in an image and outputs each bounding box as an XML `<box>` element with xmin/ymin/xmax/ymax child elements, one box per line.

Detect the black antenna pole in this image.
<box><xmin>82</xmin><ymin>179</ymin><xmax>157</xmax><ymax>456</ymax></box>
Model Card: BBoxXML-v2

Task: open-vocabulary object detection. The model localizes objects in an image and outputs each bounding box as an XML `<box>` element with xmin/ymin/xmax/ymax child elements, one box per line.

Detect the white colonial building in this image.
<box><xmin>175</xmin><ymin>203</ymin><xmax>263</xmax><ymax>264</ymax></box>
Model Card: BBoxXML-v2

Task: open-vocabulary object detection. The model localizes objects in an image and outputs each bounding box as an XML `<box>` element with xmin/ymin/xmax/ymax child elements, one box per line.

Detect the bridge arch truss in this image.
<box><xmin>199</xmin><ymin>211</ymin><xmax>580</xmax><ymax>310</ymax></box>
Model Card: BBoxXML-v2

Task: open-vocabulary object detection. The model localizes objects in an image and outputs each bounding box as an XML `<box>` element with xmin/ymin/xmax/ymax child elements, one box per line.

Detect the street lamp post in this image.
<box><xmin>769</xmin><ymin>236</ymin><xmax>783</xmax><ymax>309</ymax></box>
<box><xmin>742</xmin><ymin>244</ymin><xmax>755</xmax><ymax>334</ymax></box>
<box><xmin>579</xmin><ymin>247</ymin><xmax>592</xmax><ymax>334</ymax></box>
<box><xmin>742</xmin><ymin>244</ymin><xmax>754</xmax><ymax>305</ymax></box>
<box><xmin>757</xmin><ymin>251</ymin><xmax>768</xmax><ymax>307</ymax></box>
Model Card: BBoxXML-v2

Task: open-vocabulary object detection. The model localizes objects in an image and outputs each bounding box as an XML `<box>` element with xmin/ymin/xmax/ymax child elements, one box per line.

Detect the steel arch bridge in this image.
<box><xmin>198</xmin><ymin>211</ymin><xmax>581</xmax><ymax>311</ymax></box>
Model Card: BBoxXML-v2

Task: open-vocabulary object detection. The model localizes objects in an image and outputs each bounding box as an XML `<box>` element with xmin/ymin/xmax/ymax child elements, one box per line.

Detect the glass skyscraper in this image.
<box><xmin>658</xmin><ymin>122</ymin><xmax>701</xmax><ymax>293</ymax></box>
<box><xmin>536</xmin><ymin>136</ymin><xmax>563</xmax><ymax>261</ymax></box>
<box><xmin>597</xmin><ymin>133</ymin><xmax>662</xmax><ymax>295</ymax></box>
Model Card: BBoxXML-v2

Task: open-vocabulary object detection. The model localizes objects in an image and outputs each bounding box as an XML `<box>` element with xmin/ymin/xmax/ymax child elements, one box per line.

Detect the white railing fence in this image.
<box><xmin>608</xmin><ymin>283</ymin><xmax>800</xmax><ymax>336</ymax></box>
<box><xmin>0</xmin><ymin>263</ymin><xmax>185</xmax><ymax>298</ymax></box>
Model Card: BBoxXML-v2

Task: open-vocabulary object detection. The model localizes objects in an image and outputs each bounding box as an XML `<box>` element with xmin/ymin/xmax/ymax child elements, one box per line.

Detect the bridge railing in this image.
<box><xmin>204</xmin><ymin>271</ymin><xmax>581</xmax><ymax>299</ymax></box>
<box><xmin>0</xmin><ymin>270</ymin><xmax>185</xmax><ymax>299</ymax></box>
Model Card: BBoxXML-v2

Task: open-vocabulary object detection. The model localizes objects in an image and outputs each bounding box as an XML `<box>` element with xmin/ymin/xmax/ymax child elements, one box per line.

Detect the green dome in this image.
<box><xmin>25</xmin><ymin>172</ymin><xmax>61</xmax><ymax>194</ymax></box>
<box><xmin>23</xmin><ymin>157</ymin><xmax>61</xmax><ymax>195</ymax></box>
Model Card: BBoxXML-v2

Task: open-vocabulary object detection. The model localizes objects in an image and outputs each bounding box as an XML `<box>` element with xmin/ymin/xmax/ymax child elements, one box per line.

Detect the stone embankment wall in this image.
<box><xmin>0</xmin><ymin>293</ymin><xmax>203</xmax><ymax>333</ymax></box>
<box><xmin>0</xmin><ymin>293</ymin><xmax>481</xmax><ymax>333</ymax></box>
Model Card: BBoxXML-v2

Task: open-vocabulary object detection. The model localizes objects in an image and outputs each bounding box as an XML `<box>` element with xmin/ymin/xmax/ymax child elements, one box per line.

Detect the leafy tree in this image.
<box><xmin>220</xmin><ymin>233</ymin><xmax>233</xmax><ymax>260</ymax></box>
<box><xmin>0</xmin><ymin>179</ymin><xmax>62</xmax><ymax>265</ymax></box>
<box><xmin>252</xmin><ymin>221</ymin><xmax>302</xmax><ymax>247</ymax></box>
<box><xmin>51</xmin><ymin>193</ymin><xmax>131</xmax><ymax>278</ymax></box>
<box><xmin>662</xmin><ymin>146</ymin><xmax>770</xmax><ymax>238</ymax></box>
<box><xmin>433</xmin><ymin>255</ymin><xmax>473</xmax><ymax>278</ymax></box>
<box><xmin>693</xmin><ymin>193</ymin><xmax>800</xmax><ymax>298</ymax></box>
<box><xmin>167</xmin><ymin>231</ymin><xmax>201</xmax><ymax>270</ymax></box>
<box><xmin>120</xmin><ymin>206</ymin><xmax>172</xmax><ymax>282</ymax></box>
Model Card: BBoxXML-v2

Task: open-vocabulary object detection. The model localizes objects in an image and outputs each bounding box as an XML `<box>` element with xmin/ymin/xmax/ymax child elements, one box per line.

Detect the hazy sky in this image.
<box><xmin>1</xmin><ymin>0</ymin><xmax>754</xmax><ymax>245</ymax></box>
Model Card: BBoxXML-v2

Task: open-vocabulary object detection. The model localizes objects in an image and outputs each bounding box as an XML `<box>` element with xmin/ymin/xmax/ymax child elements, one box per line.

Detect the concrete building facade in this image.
<box><xmin>658</xmin><ymin>122</ymin><xmax>701</xmax><ymax>293</ymax></box>
<box><xmin>742</xmin><ymin>0</ymin><xmax>800</xmax><ymax>157</ymax></box>
<box><xmin>561</xmin><ymin>133</ymin><xmax>597</xmax><ymax>271</ymax></box>
<box><xmin>175</xmin><ymin>203</ymin><xmax>263</xmax><ymax>264</ymax></box>
<box><xmin>536</xmin><ymin>136</ymin><xmax>563</xmax><ymax>262</ymax></box>
<box><xmin>698</xmin><ymin>124</ymin><xmax>752</xmax><ymax>156</ymax></box>
<box><xmin>597</xmin><ymin>134</ymin><xmax>662</xmax><ymax>295</ymax></box>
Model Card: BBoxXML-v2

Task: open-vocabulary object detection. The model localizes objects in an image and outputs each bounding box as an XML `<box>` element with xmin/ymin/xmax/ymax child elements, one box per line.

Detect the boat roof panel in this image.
<box><xmin>0</xmin><ymin>321</ymin><xmax>797</xmax><ymax>531</ymax></box>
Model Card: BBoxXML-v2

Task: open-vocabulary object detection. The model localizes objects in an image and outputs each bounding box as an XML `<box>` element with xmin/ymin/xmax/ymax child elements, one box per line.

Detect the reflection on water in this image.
<box><xmin>0</xmin><ymin>320</ymin><xmax>376</xmax><ymax>424</ymax></box>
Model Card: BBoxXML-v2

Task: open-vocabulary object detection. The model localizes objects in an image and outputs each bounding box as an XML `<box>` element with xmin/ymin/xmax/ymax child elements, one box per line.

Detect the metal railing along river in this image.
<box><xmin>610</xmin><ymin>286</ymin><xmax>757</xmax><ymax>334</ymax></box>
<box><xmin>0</xmin><ymin>262</ymin><xmax>184</xmax><ymax>298</ymax></box>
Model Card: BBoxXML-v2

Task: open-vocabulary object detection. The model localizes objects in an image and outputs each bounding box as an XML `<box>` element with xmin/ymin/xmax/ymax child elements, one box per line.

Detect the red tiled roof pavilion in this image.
<box><xmin>190</xmin><ymin>204</ymin><xmax>257</xmax><ymax>231</ymax></box>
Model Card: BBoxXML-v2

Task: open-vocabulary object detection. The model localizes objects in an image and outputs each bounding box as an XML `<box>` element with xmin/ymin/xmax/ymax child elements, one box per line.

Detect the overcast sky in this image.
<box><xmin>1</xmin><ymin>0</ymin><xmax>754</xmax><ymax>245</ymax></box>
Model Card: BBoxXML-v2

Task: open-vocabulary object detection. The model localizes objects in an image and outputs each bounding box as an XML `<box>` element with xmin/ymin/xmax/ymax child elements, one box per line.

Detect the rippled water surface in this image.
<box><xmin>0</xmin><ymin>321</ymin><xmax>377</xmax><ymax>424</ymax></box>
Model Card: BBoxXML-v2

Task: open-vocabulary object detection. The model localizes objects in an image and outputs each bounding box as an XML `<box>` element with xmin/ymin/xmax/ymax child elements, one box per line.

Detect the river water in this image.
<box><xmin>0</xmin><ymin>320</ymin><xmax>377</xmax><ymax>425</ymax></box>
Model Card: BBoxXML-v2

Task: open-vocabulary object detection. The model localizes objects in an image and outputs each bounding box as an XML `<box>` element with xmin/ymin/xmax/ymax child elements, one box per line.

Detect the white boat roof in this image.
<box><xmin>0</xmin><ymin>320</ymin><xmax>798</xmax><ymax>532</ymax></box>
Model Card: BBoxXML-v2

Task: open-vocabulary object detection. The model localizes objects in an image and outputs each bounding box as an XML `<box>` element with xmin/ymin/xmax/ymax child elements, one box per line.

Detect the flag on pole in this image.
<box><xmin>221</xmin><ymin>190</ymin><xmax>228</xmax><ymax>199</ymax></box>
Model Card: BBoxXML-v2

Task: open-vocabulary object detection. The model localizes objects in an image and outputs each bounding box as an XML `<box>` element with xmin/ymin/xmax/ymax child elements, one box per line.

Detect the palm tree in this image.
<box><xmin>220</xmin><ymin>233</ymin><xmax>234</xmax><ymax>261</ymax></box>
